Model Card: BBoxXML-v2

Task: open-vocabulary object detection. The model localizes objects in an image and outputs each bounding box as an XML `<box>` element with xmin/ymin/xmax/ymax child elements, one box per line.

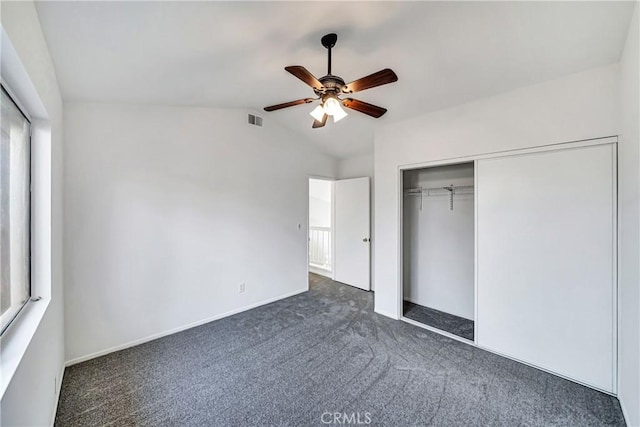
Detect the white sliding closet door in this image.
<box><xmin>477</xmin><ymin>142</ymin><xmax>615</xmax><ymax>392</ymax></box>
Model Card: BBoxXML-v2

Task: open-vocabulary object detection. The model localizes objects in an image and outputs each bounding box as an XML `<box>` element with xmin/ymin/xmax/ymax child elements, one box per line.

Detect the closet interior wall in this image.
<box><xmin>402</xmin><ymin>162</ymin><xmax>475</xmax><ymax>321</ymax></box>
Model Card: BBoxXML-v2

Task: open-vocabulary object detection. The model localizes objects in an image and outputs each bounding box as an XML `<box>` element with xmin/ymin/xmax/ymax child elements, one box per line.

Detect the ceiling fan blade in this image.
<box><xmin>264</xmin><ymin>98</ymin><xmax>315</xmax><ymax>112</ymax></box>
<box><xmin>342</xmin><ymin>98</ymin><xmax>388</xmax><ymax>118</ymax></box>
<box><xmin>312</xmin><ymin>114</ymin><xmax>328</xmax><ymax>128</ymax></box>
<box><xmin>343</xmin><ymin>69</ymin><xmax>398</xmax><ymax>94</ymax></box>
<box><xmin>285</xmin><ymin>66</ymin><xmax>324</xmax><ymax>91</ymax></box>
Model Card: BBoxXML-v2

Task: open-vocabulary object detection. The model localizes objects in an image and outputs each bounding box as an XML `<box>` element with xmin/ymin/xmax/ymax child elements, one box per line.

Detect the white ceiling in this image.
<box><xmin>35</xmin><ymin>1</ymin><xmax>634</xmax><ymax>159</ymax></box>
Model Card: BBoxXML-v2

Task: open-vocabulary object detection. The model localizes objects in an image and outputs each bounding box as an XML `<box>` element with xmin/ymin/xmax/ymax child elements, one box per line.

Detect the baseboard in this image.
<box><xmin>374</xmin><ymin>307</ymin><xmax>399</xmax><ymax>320</ymax></box>
<box><xmin>618</xmin><ymin>395</ymin><xmax>634</xmax><ymax>427</ymax></box>
<box><xmin>49</xmin><ymin>364</ymin><xmax>65</xmax><ymax>426</ymax></box>
<box><xmin>309</xmin><ymin>265</ymin><xmax>332</xmax><ymax>279</ymax></box>
<box><xmin>65</xmin><ymin>288</ymin><xmax>308</xmax><ymax>367</ymax></box>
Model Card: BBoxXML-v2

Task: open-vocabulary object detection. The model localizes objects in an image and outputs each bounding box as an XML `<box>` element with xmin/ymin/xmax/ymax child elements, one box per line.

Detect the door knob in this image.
<box><xmin>362</xmin><ymin>238</ymin><xmax>370</xmax><ymax>242</ymax></box>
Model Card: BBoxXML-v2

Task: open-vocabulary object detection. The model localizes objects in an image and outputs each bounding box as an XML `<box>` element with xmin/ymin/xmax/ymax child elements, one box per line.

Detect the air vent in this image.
<box><xmin>248</xmin><ymin>114</ymin><xmax>263</xmax><ymax>127</ymax></box>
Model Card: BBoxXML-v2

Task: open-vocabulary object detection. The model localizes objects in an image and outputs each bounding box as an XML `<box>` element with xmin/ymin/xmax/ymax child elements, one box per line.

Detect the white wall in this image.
<box><xmin>0</xmin><ymin>2</ymin><xmax>65</xmax><ymax>426</ymax></box>
<box><xmin>309</xmin><ymin>179</ymin><xmax>331</xmax><ymax>228</ymax></box>
<box><xmin>338</xmin><ymin>153</ymin><xmax>374</xmax><ymax>181</ymax></box>
<box><xmin>374</xmin><ymin>63</ymin><xmax>619</xmax><ymax>319</ymax></box>
<box><xmin>618</xmin><ymin>3</ymin><xmax>640</xmax><ymax>425</ymax></box>
<box><xmin>63</xmin><ymin>103</ymin><xmax>337</xmax><ymax>362</ymax></box>
<box><xmin>403</xmin><ymin>163</ymin><xmax>474</xmax><ymax>320</ymax></box>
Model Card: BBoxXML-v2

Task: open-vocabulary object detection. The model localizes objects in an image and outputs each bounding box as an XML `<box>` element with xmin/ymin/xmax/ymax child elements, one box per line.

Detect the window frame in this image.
<box><xmin>0</xmin><ymin>83</ymin><xmax>33</xmax><ymax>336</ymax></box>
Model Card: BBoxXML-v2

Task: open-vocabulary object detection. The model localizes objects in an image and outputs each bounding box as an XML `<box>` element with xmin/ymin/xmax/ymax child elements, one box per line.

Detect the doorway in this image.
<box><xmin>308</xmin><ymin>177</ymin><xmax>371</xmax><ymax>291</ymax></box>
<box><xmin>402</xmin><ymin>162</ymin><xmax>475</xmax><ymax>341</ymax></box>
<box><xmin>308</xmin><ymin>178</ymin><xmax>333</xmax><ymax>278</ymax></box>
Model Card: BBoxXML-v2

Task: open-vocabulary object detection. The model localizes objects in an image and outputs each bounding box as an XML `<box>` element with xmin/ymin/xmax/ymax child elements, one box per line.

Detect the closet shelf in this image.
<box><xmin>403</xmin><ymin>185</ymin><xmax>474</xmax><ymax>211</ymax></box>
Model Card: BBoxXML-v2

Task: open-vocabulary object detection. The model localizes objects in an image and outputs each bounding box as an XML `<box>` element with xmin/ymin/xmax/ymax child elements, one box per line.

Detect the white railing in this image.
<box><xmin>309</xmin><ymin>226</ymin><xmax>331</xmax><ymax>271</ymax></box>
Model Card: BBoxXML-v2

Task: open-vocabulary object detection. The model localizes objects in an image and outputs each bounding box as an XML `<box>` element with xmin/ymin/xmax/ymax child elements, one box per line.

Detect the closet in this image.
<box><xmin>400</xmin><ymin>138</ymin><xmax>617</xmax><ymax>393</ymax></box>
<box><xmin>402</xmin><ymin>162</ymin><xmax>475</xmax><ymax>341</ymax></box>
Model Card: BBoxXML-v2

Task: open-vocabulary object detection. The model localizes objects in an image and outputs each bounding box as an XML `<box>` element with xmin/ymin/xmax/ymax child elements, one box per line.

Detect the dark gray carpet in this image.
<box><xmin>404</xmin><ymin>301</ymin><xmax>475</xmax><ymax>341</ymax></box>
<box><xmin>55</xmin><ymin>273</ymin><xmax>625</xmax><ymax>427</ymax></box>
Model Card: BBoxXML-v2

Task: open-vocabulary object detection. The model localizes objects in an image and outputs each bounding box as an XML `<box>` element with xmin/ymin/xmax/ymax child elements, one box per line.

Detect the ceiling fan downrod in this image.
<box><xmin>321</xmin><ymin>33</ymin><xmax>337</xmax><ymax>76</ymax></box>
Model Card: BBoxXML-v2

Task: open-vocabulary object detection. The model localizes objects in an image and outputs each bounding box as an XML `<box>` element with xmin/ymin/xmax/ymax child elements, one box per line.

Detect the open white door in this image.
<box><xmin>334</xmin><ymin>177</ymin><xmax>370</xmax><ymax>290</ymax></box>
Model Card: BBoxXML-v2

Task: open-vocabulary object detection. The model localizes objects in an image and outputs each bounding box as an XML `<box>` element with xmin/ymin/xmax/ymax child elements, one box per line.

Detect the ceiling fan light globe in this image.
<box><xmin>310</xmin><ymin>105</ymin><xmax>326</xmax><ymax>122</ymax></box>
<box><xmin>332</xmin><ymin>106</ymin><xmax>348</xmax><ymax>122</ymax></box>
<box><xmin>323</xmin><ymin>97</ymin><xmax>342</xmax><ymax>116</ymax></box>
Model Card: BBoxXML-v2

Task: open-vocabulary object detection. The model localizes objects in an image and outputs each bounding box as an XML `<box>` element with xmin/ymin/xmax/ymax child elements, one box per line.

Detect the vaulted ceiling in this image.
<box><xmin>35</xmin><ymin>1</ymin><xmax>635</xmax><ymax>159</ymax></box>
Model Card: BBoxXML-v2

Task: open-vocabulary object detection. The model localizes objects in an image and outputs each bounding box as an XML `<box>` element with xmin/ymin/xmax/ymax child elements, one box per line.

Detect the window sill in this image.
<box><xmin>0</xmin><ymin>297</ymin><xmax>50</xmax><ymax>398</ymax></box>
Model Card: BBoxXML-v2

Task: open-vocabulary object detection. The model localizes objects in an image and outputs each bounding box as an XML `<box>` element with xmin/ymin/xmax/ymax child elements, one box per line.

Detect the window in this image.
<box><xmin>0</xmin><ymin>86</ymin><xmax>31</xmax><ymax>335</ymax></box>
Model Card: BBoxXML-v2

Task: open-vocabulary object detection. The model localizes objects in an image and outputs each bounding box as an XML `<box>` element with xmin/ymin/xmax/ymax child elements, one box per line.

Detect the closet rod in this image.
<box><xmin>403</xmin><ymin>184</ymin><xmax>474</xmax><ymax>211</ymax></box>
<box><xmin>403</xmin><ymin>184</ymin><xmax>474</xmax><ymax>194</ymax></box>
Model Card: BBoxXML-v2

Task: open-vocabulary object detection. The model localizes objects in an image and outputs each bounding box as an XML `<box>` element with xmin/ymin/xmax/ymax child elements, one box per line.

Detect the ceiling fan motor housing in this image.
<box><xmin>315</xmin><ymin>75</ymin><xmax>346</xmax><ymax>98</ymax></box>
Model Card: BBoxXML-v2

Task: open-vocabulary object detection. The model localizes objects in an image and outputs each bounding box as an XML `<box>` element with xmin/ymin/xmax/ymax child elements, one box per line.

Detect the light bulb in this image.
<box><xmin>332</xmin><ymin>105</ymin><xmax>348</xmax><ymax>122</ymax></box>
<box><xmin>323</xmin><ymin>97</ymin><xmax>341</xmax><ymax>116</ymax></box>
<box><xmin>309</xmin><ymin>105</ymin><xmax>325</xmax><ymax>122</ymax></box>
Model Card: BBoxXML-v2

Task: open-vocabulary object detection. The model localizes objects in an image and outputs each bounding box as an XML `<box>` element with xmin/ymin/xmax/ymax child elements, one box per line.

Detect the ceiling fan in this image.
<box><xmin>264</xmin><ymin>33</ymin><xmax>398</xmax><ymax>128</ymax></box>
